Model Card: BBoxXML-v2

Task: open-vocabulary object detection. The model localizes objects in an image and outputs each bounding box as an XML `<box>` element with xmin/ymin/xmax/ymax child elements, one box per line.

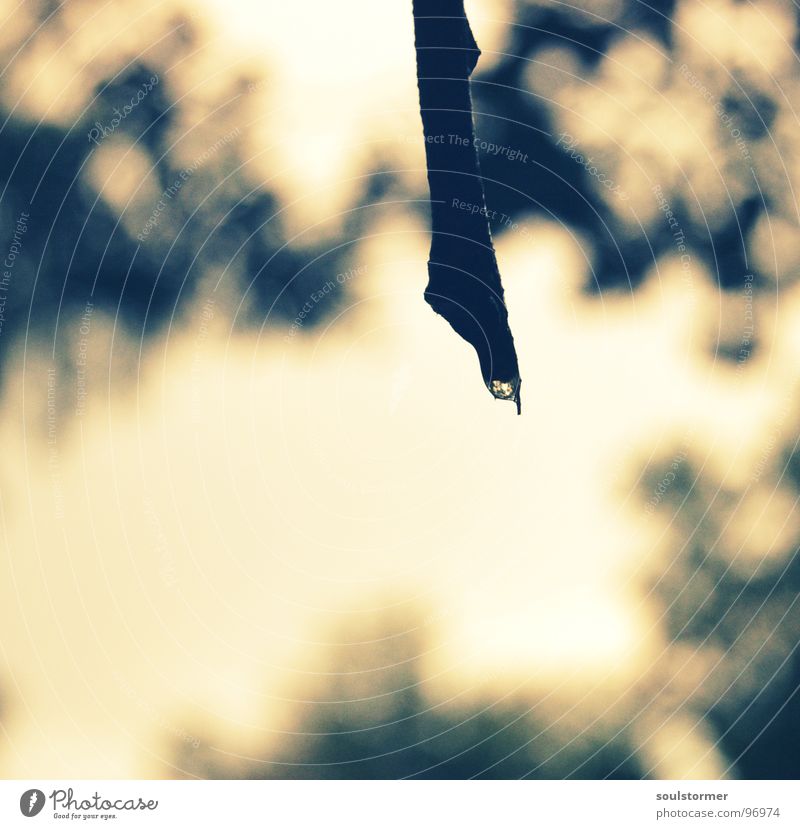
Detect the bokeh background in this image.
<box><xmin>0</xmin><ymin>0</ymin><xmax>799</xmax><ymax>779</ymax></box>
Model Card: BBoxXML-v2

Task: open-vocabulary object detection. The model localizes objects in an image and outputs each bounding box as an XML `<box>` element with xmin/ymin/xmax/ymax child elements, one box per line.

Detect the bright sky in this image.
<box><xmin>0</xmin><ymin>0</ymin><xmax>798</xmax><ymax>780</ymax></box>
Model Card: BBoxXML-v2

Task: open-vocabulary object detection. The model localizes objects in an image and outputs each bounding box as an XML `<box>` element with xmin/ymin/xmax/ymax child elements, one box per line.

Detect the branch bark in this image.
<box><xmin>412</xmin><ymin>0</ymin><xmax>521</xmax><ymax>413</ymax></box>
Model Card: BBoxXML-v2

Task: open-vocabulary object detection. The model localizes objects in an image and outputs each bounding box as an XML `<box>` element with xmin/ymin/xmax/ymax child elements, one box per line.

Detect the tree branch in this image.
<box><xmin>413</xmin><ymin>0</ymin><xmax>521</xmax><ymax>413</ymax></box>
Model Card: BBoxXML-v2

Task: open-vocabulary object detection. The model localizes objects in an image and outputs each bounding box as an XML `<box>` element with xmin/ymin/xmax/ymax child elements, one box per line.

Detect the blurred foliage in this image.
<box><xmin>469</xmin><ymin>0</ymin><xmax>787</xmax><ymax>307</ymax></box>
<box><xmin>0</xmin><ymin>4</ymin><xmax>362</xmax><ymax>384</ymax></box>
<box><xmin>638</xmin><ymin>421</ymin><xmax>800</xmax><ymax>778</ymax></box>
<box><xmin>1</xmin><ymin>0</ymin><xmax>798</xmax><ymax>780</ymax></box>
<box><xmin>175</xmin><ymin>608</ymin><xmax>644</xmax><ymax>780</ymax></box>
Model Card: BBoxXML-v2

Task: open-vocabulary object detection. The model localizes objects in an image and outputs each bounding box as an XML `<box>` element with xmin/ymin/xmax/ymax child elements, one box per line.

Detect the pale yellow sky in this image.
<box><xmin>1</xmin><ymin>204</ymin><xmax>796</xmax><ymax>776</ymax></box>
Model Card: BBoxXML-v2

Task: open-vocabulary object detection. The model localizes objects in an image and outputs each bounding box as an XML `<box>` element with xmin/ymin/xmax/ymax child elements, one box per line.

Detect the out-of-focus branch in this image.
<box><xmin>412</xmin><ymin>0</ymin><xmax>521</xmax><ymax>413</ymax></box>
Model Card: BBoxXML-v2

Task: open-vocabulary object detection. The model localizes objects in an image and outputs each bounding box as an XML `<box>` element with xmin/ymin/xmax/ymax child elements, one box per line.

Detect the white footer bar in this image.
<box><xmin>3</xmin><ymin>780</ymin><xmax>797</xmax><ymax>828</ymax></box>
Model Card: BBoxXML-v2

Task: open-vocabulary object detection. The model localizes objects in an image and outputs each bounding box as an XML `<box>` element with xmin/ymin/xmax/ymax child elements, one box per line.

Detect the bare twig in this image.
<box><xmin>413</xmin><ymin>0</ymin><xmax>521</xmax><ymax>413</ymax></box>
